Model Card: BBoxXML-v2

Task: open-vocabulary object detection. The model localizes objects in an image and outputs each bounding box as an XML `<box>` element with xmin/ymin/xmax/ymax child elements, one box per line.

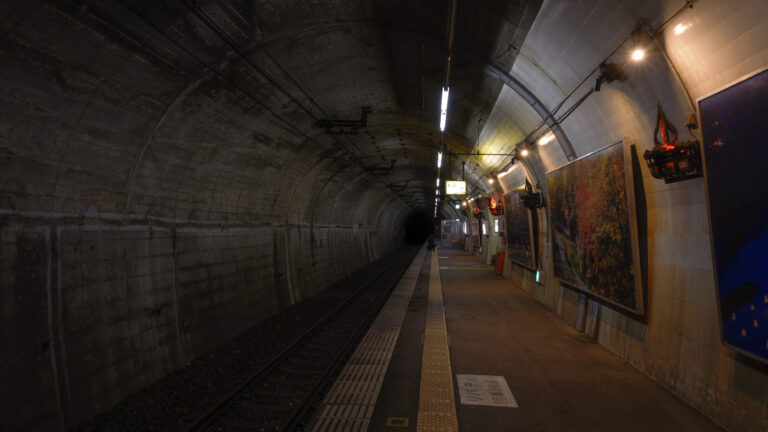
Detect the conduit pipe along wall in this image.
<box><xmin>0</xmin><ymin>3</ymin><xmax>409</xmax><ymax>430</ymax></box>
<box><xmin>496</xmin><ymin>1</ymin><xmax>768</xmax><ymax>431</ymax></box>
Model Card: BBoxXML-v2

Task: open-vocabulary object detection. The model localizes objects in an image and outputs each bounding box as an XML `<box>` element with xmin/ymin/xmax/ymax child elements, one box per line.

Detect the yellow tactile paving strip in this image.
<box><xmin>306</xmin><ymin>248</ymin><xmax>427</xmax><ymax>432</ymax></box>
<box><xmin>416</xmin><ymin>250</ymin><xmax>459</xmax><ymax>432</ymax></box>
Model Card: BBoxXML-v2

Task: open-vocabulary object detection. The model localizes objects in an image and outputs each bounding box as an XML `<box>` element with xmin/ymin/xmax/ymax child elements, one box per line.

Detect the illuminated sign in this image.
<box><xmin>445</xmin><ymin>180</ymin><xmax>466</xmax><ymax>195</ymax></box>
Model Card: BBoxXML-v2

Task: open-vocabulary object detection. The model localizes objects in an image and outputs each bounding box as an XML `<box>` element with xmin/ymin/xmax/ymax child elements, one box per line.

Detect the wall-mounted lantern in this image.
<box><xmin>643</xmin><ymin>104</ymin><xmax>702</xmax><ymax>184</ymax></box>
<box><xmin>490</xmin><ymin>195</ymin><xmax>504</xmax><ymax>215</ymax></box>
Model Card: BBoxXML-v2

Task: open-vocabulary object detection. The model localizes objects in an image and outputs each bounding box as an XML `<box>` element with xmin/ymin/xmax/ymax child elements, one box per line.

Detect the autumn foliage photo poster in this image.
<box><xmin>504</xmin><ymin>189</ymin><xmax>534</xmax><ymax>268</ymax></box>
<box><xmin>546</xmin><ymin>141</ymin><xmax>643</xmax><ymax>313</ymax></box>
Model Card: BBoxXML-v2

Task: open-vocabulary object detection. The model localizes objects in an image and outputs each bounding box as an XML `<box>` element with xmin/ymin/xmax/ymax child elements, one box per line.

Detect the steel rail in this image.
<box><xmin>184</xmin><ymin>247</ymin><xmax>420</xmax><ymax>432</ymax></box>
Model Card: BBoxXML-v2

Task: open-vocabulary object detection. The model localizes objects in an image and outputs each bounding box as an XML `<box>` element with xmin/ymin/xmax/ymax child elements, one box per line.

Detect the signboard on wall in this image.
<box><xmin>446</xmin><ymin>180</ymin><xmax>466</xmax><ymax>195</ymax></box>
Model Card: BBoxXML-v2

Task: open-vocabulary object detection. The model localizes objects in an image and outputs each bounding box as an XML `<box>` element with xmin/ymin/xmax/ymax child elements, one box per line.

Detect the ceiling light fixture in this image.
<box><xmin>520</xmin><ymin>148</ymin><xmax>529</xmax><ymax>157</ymax></box>
<box><xmin>488</xmin><ymin>178</ymin><xmax>494</xmax><ymax>184</ymax></box>
<box><xmin>437</xmin><ymin>151</ymin><xmax>443</xmax><ymax>168</ymax></box>
<box><xmin>436</xmin><ymin>178</ymin><xmax>440</xmax><ymax>187</ymax></box>
<box><xmin>440</xmin><ymin>87</ymin><xmax>450</xmax><ymax>131</ymax></box>
<box><xmin>631</xmin><ymin>48</ymin><xmax>646</xmax><ymax>61</ymax></box>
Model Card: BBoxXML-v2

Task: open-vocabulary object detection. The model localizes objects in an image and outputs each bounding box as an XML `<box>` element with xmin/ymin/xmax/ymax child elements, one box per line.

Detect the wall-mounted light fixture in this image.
<box><xmin>490</xmin><ymin>195</ymin><xmax>504</xmax><ymax>216</ymax></box>
<box><xmin>520</xmin><ymin>180</ymin><xmax>544</xmax><ymax>210</ymax></box>
<box><xmin>673</xmin><ymin>23</ymin><xmax>690</xmax><ymax>35</ymax></box>
<box><xmin>643</xmin><ymin>104</ymin><xmax>702</xmax><ymax>183</ymax></box>
<box><xmin>630</xmin><ymin>48</ymin><xmax>646</xmax><ymax>62</ymax></box>
<box><xmin>515</xmin><ymin>142</ymin><xmax>532</xmax><ymax>158</ymax></box>
<box><xmin>594</xmin><ymin>61</ymin><xmax>627</xmax><ymax>91</ymax></box>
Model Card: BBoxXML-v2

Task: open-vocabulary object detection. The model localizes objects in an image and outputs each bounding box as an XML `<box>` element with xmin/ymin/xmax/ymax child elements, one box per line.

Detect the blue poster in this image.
<box><xmin>701</xmin><ymin>69</ymin><xmax>768</xmax><ymax>363</ymax></box>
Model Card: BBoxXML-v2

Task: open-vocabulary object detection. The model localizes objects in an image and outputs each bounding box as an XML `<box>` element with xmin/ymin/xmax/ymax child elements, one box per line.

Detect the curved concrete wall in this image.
<box><xmin>0</xmin><ymin>2</ymin><xmax>411</xmax><ymax>429</ymax></box>
<box><xmin>494</xmin><ymin>1</ymin><xmax>768</xmax><ymax>430</ymax></box>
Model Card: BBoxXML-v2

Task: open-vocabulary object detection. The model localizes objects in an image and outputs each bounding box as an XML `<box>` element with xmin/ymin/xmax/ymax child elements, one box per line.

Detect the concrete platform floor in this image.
<box><xmin>368</xmin><ymin>245</ymin><xmax>723</xmax><ymax>431</ymax></box>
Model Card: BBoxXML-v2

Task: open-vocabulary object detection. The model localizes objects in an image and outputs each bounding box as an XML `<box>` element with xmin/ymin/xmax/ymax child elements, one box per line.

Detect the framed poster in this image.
<box><xmin>700</xmin><ymin>68</ymin><xmax>768</xmax><ymax>364</ymax></box>
<box><xmin>546</xmin><ymin>140</ymin><xmax>643</xmax><ymax>314</ymax></box>
<box><xmin>504</xmin><ymin>188</ymin><xmax>534</xmax><ymax>268</ymax></box>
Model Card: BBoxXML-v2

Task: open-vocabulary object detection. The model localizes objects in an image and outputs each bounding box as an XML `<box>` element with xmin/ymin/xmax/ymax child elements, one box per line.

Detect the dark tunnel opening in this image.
<box><xmin>403</xmin><ymin>212</ymin><xmax>435</xmax><ymax>244</ymax></box>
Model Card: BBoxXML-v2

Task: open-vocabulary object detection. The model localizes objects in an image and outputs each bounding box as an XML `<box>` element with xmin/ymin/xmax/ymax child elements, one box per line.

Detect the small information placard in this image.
<box><xmin>445</xmin><ymin>180</ymin><xmax>466</xmax><ymax>195</ymax></box>
<box><xmin>456</xmin><ymin>374</ymin><xmax>518</xmax><ymax>408</ymax></box>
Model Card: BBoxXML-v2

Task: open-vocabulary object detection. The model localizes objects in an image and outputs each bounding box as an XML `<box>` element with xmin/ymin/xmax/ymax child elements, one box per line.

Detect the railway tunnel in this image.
<box><xmin>1</xmin><ymin>0</ymin><xmax>767</xmax><ymax>431</ymax></box>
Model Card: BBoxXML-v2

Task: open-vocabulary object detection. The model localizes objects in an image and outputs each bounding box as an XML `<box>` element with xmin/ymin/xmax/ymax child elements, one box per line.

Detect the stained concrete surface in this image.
<box><xmin>369</xmin><ymin>244</ymin><xmax>723</xmax><ymax>431</ymax></box>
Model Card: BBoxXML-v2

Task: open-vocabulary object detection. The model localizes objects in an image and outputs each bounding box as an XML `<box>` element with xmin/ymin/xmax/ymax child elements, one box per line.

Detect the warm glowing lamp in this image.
<box><xmin>673</xmin><ymin>23</ymin><xmax>689</xmax><ymax>35</ymax></box>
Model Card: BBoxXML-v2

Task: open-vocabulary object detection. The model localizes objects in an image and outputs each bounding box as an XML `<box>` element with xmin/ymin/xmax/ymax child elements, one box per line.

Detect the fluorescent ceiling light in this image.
<box><xmin>440</xmin><ymin>87</ymin><xmax>449</xmax><ymax>131</ymax></box>
<box><xmin>437</xmin><ymin>151</ymin><xmax>443</xmax><ymax>168</ymax></box>
<box><xmin>436</xmin><ymin>178</ymin><xmax>440</xmax><ymax>187</ymax></box>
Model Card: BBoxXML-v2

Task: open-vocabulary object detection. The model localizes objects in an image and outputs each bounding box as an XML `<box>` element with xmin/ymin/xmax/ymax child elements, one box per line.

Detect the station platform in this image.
<box><xmin>307</xmin><ymin>244</ymin><xmax>723</xmax><ymax>431</ymax></box>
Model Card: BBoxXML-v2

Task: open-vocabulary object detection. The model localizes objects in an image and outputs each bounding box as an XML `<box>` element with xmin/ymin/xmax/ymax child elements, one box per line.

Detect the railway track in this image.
<box><xmin>185</xmin><ymin>246</ymin><xmax>421</xmax><ymax>432</ymax></box>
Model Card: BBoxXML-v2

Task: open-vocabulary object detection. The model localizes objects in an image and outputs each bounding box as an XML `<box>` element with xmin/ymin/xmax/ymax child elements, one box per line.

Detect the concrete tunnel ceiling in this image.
<box><xmin>0</xmin><ymin>0</ymin><xmax>545</xmax><ymax>225</ymax></box>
